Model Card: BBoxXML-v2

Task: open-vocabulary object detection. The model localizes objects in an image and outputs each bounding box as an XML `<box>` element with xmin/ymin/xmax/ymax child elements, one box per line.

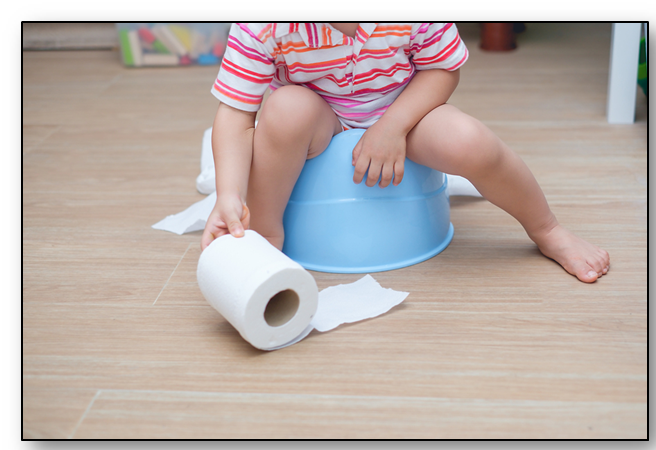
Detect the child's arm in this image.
<box><xmin>200</xmin><ymin>103</ymin><xmax>257</xmax><ymax>250</ymax></box>
<box><xmin>352</xmin><ymin>68</ymin><xmax>460</xmax><ymax>187</ymax></box>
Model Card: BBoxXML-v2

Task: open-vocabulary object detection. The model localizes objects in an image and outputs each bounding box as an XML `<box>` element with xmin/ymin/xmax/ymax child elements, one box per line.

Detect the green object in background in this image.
<box><xmin>118</xmin><ymin>29</ymin><xmax>134</xmax><ymax>66</ymax></box>
<box><xmin>152</xmin><ymin>40</ymin><xmax>170</xmax><ymax>54</ymax></box>
<box><xmin>638</xmin><ymin>38</ymin><xmax>647</xmax><ymax>96</ymax></box>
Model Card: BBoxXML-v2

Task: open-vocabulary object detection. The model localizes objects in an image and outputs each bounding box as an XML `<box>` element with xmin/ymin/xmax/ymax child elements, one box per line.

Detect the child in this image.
<box><xmin>200</xmin><ymin>23</ymin><xmax>610</xmax><ymax>283</ymax></box>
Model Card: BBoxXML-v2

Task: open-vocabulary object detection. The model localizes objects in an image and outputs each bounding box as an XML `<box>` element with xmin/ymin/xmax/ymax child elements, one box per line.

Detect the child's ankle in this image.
<box><xmin>526</xmin><ymin>215</ymin><xmax>560</xmax><ymax>245</ymax></box>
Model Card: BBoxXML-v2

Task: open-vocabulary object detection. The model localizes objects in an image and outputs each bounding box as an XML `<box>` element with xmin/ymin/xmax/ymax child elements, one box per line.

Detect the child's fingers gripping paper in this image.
<box><xmin>222</xmin><ymin>203</ymin><xmax>249</xmax><ymax>238</ymax></box>
<box><xmin>201</xmin><ymin>210</ymin><xmax>228</xmax><ymax>250</ymax></box>
<box><xmin>201</xmin><ymin>201</ymin><xmax>250</xmax><ymax>250</ymax></box>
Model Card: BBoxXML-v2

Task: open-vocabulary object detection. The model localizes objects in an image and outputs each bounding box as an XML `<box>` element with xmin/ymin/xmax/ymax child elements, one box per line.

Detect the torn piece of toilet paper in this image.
<box><xmin>312</xmin><ymin>274</ymin><xmax>409</xmax><ymax>332</ymax></box>
<box><xmin>268</xmin><ymin>274</ymin><xmax>409</xmax><ymax>350</ymax></box>
<box><xmin>196</xmin><ymin>127</ymin><xmax>216</xmax><ymax>195</ymax></box>
<box><xmin>446</xmin><ymin>174</ymin><xmax>483</xmax><ymax>197</ymax></box>
<box><xmin>152</xmin><ymin>192</ymin><xmax>216</xmax><ymax>235</ymax></box>
<box><xmin>152</xmin><ymin>127</ymin><xmax>482</xmax><ymax>235</ymax></box>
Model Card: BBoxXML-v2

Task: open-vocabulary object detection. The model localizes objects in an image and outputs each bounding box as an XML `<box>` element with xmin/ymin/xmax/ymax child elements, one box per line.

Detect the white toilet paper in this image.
<box><xmin>197</xmin><ymin>230</ymin><xmax>318</xmax><ymax>350</ymax></box>
<box><xmin>446</xmin><ymin>174</ymin><xmax>483</xmax><ymax>197</ymax></box>
<box><xmin>152</xmin><ymin>192</ymin><xmax>216</xmax><ymax>235</ymax></box>
<box><xmin>310</xmin><ymin>274</ymin><xmax>409</xmax><ymax>332</ymax></box>
<box><xmin>196</xmin><ymin>127</ymin><xmax>216</xmax><ymax>195</ymax></box>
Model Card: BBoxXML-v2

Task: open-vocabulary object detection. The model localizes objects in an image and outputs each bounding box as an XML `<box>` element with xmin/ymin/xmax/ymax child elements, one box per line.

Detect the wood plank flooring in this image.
<box><xmin>22</xmin><ymin>23</ymin><xmax>647</xmax><ymax>439</ymax></box>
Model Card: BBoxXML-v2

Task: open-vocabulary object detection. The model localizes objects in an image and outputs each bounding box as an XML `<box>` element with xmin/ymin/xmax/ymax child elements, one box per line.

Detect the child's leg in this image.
<box><xmin>247</xmin><ymin>85</ymin><xmax>343</xmax><ymax>250</ymax></box>
<box><xmin>405</xmin><ymin>104</ymin><xmax>610</xmax><ymax>283</ymax></box>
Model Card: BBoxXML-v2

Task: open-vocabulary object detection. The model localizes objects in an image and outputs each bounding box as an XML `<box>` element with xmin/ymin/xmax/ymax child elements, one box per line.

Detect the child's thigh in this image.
<box><xmin>257</xmin><ymin>85</ymin><xmax>343</xmax><ymax>158</ymax></box>
<box><xmin>405</xmin><ymin>104</ymin><xmax>499</xmax><ymax>174</ymax></box>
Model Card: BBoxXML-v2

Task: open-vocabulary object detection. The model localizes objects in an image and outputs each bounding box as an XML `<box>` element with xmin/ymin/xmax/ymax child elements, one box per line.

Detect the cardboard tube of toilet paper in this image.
<box><xmin>197</xmin><ymin>230</ymin><xmax>318</xmax><ymax>350</ymax></box>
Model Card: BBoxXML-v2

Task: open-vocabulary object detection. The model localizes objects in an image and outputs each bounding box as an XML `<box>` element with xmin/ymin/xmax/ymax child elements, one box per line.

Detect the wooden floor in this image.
<box><xmin>22</xmin><ymin>23</ymin><xmax>647</xmax><ymax>439</ymax></box>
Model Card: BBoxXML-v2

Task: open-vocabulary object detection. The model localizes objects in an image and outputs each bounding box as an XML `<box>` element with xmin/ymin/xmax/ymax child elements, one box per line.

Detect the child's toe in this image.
<box><xmin>570</xmin><ymin>259</ymin><xmax>598</xmax><ymax>283</ymax></box>
<box><xmin>588</xmin><ymin>258</ymin><xmax>605</xmax><ymax>277</ymax></box>
<box><xmin>597</xmin><ymin>252</ymin><xmax>610</xmax><ymax>275</ymax></box>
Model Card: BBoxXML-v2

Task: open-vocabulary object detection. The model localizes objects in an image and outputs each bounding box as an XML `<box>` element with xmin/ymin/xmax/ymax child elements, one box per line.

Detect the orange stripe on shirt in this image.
<box><xmin>373</xmin><ymin>24</ymin><xmax>412</xmax><ymax>32</ymax></box>
<box><xmin>257</xmin><ymin>24</ymin><xmax>273</xmax><ymax>42</ymax></box>
<box><xmin>286</xmin><ymin>57</ymin><xmax>349</xmax><ymax>70</ymax></box>
<box><xmin>371</xmin><ymin>31</ymin><xmax>412</xmax><ymax>38</ymax></box>
<box><xmin>279</xmin><ymin>40</ymin><xmax>320</xmax><ymax>54</ymax></box>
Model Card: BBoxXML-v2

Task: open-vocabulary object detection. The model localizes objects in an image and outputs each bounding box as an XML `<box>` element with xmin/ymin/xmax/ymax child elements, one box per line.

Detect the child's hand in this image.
<box><xmin>352</xmin><ymin>122</ymin><xmax>406</xmax><ymax>188</ymax></box>
<box><xmin>201</xmin><ymin>194</ymin><xmax>251</xmax><ymax>251</ymax></box>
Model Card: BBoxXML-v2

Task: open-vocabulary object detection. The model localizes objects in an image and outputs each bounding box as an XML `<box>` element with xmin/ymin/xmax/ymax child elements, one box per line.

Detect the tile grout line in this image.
<box><xmin>37</xmin><ymin>125</ymin><xmax>62</xmax><ymax>149</ymax></box>
<box><xmin>68</xmin><ymin>389</ymin><xmax>102</xmax><ymax>439</ymax></box>
<box><xmin>153</xmin><ymin>242</ymin><xmax>193</xmax><ymax>306</ymax></box>
<box><xmin>23</xmin><ymin>124</ymin><xmax>62</xmax><ymax>154</ymax></box>
<box><xmin>95</xmin><ymin>387</ymin><xmax>647</xmax><ymax>406</ymax></box>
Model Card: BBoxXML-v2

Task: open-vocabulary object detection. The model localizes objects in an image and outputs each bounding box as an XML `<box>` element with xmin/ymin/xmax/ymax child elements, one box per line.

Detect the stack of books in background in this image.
<box><xmin>116</xmin><ymin>23</ymin><xmax>231</xmax><ymax>67</ymax></box>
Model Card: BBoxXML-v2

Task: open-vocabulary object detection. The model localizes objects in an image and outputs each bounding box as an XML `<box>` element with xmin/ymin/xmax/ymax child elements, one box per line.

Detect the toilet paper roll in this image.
<box><xmin>197</xmin><ymin>230</ymin><xmax>318</xmax><ymax>350</ymax></box>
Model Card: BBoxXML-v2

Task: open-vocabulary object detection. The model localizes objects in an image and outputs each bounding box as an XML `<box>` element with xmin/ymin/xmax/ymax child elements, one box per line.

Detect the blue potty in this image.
<box><xmin>282</xmin><ymin>129</ymin><xmax>453</xmax><ymax>273</ymax></box>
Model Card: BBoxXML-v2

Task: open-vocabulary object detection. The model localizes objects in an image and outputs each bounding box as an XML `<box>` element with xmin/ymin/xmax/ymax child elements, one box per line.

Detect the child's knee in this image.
<box><xmin>450</xmin><ymin>115</ymin><xmax>488</xmax><ymax>149</ymax></box>
<box><xmin>450</xmin><ymin>116</ymin><xmax>503</xmax><ymax>170</ymax></box>
<box><xmin>259</xmin><ymin>85</ymin><xmax>326</xmax><ymax>133</ymax></box>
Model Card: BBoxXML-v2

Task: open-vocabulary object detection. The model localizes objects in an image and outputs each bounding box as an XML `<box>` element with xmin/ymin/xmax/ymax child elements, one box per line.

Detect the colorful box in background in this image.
<box><xmin>116</xmin><ymin>23</ymin><xmax>231</xmax><ymax>67</ymax></box>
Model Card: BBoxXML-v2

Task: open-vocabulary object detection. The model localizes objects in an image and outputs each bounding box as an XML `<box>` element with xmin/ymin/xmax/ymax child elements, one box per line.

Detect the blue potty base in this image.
<box><xmin>282</xmin><ymin>129</ymin><xmax>453</xmax><ymax>274</ymax></box>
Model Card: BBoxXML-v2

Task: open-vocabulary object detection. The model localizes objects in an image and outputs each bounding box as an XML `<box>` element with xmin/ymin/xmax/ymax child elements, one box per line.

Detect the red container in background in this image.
<box><xmin>480</xmin><ymin>23</ymin><xmax>516</xmax><ymax>51</ymax></box>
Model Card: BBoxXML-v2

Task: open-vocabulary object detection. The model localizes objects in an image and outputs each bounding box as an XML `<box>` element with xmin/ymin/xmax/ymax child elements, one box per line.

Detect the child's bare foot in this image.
<box><xmin>530</xmin><ymin>223</ymin><xmax>610</xmax><ymax>283</ymax></box>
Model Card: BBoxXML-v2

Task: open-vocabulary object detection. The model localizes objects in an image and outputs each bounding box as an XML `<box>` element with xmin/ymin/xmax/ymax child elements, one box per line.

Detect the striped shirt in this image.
<box><xmin>212</xmin><ymin>23</ymin><xmax>468</xmax><ymax>129</ymax></box>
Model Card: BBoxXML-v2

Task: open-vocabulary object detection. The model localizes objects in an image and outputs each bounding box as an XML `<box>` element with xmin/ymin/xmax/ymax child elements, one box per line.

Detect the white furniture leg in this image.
<box><xmin>644</xmin><ymin>23</ymin><xmax>648</xmax><ymax>65</ymax></box>
<box><xmin>607</xmin><ymin>23</ymin><xmax>642</xmax><ymax>124</ymax></box>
